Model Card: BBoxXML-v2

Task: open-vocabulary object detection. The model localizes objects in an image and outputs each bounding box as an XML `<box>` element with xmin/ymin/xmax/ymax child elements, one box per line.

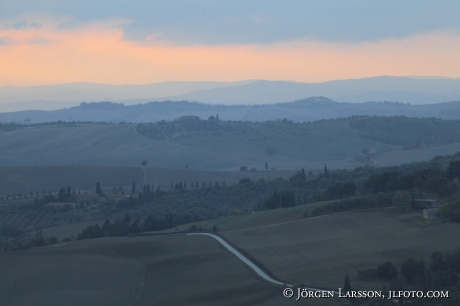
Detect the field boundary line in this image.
<box><xmin>224</xmin><ymin>206</ymin><xmax>395</xmax><ymax>233</ymax></box>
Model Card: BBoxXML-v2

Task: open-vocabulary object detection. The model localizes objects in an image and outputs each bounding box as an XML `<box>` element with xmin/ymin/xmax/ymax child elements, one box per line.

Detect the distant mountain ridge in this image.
<box><xmin>1</xmin><ymin>76</ymin><xmax>460</xmax><ymax>112</ymax></box>
<box><xmin>160</xmin><ymin>77</ymin><xmax>460</xmax><ymax>105</ymax></box>
<box><xmin>2</xmin><ymin>97</ymin><xmax>460</xmax><ymax>124</ymax></box>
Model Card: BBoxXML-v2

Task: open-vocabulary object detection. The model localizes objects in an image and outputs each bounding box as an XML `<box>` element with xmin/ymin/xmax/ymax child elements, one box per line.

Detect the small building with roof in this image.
<box><xmin>413</xmin><ymin>199</ymin><xmax>438</xmax><ymax>209</ymax></box>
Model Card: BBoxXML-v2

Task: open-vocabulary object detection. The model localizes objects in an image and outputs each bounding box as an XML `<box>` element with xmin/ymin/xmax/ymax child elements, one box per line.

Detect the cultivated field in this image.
<box><xmin>220</xmin><ymin>210</ymin><xmax>460</xmax><ymax>290</ymax></box>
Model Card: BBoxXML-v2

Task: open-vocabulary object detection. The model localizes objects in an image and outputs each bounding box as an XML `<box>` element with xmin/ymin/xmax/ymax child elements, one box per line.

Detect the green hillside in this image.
<box><xmin>1</xmin><ymin>116</ymin><xmax>460</xmax><ymax>170</ymax></box>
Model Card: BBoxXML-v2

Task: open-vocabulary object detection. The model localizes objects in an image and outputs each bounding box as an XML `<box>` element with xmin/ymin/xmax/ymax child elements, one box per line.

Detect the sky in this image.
<box><xmin>1</xmin><ymin>1</ymin><xmax>460</xmax><ymax>87</ymax></box>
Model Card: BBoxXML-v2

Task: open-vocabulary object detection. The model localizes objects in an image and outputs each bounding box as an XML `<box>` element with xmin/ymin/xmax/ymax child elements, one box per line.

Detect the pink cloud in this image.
<box><xmin>1</xmin><ymin>21</ymin><xmax>459</xmax><ymax>87</ymax></box>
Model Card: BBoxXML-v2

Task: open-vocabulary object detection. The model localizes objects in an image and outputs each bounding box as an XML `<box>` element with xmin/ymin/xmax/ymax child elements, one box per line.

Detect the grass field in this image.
<box><xmin>0</xmin><ymin>234</ymin><xmax>343</xmax><ymax>306</ymax></box>
<box><xmin>220</xmin><ymin>210</ymin><xmax>460</xmax><ymax>290</ymax></box>
<box><xmin>162</xmin><ymin>200</ymin><xmax>333</xmax><ymax>233</ymax></box>
<box><xmin>375</xmin><ymin>142</ymin><xmax>460</xmax><ymax>167</ymax></box>
<box><xmin>0</xmin><ymin>240</ymin><xmax>144</xmax><ymax>306</ymax></box>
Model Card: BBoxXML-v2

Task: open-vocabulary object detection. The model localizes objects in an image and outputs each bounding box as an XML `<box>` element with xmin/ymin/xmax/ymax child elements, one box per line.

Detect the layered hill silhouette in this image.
<box><xmin>2</xmin><ymin>97</ymin><xmax>460</xmax><ymax>124</ymax></box>
<box><xmin>1</xmin><ymin>76</ymin><xmax>460</xmax><ymax>113</ymax></box>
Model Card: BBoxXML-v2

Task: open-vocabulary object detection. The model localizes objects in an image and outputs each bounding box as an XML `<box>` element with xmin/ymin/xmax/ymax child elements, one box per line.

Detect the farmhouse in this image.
<box><xmin>413</xmin><ymin>199</ymin><xmax>438</xmax><ymax>209</ymax></box>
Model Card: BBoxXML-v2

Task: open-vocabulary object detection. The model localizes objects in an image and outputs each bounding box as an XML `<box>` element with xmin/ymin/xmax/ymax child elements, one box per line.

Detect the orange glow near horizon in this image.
<box><xmin>1</xmin><ymin>22</ymin><xmax>460</xmax><ymax>87</ymax></box>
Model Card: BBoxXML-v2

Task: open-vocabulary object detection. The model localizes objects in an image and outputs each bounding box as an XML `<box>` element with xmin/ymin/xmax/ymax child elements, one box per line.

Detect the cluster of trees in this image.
<box><xmin>358</xmin><ymin>249</ymin><xmax>460</xmax><ymax>291</ymax></box>
<box><xmin>77</xmin><ymin>213</ymin><xmax>208</xmax><ymax>240</ymax></box>
<box><xmin>350</xmin><ymin>116</ymin><xmax>460</xmax><ymax>146</ymax></box>
<box><xmin>137</xmin><ymin>116</ymin><xmax>317</xmax><ymax>142</ymax></box>
<box><xmin>358</xmin><ymin>262</ymin><xmax>399</xmax><ymax>282</ymax></box>
<box><xmin>437</xmin><ymin>200</ymin><xmax>460</xmax><ymax>222</ymax></box>
<box><xmin>325</xmin><ymin>182</ymin><xmax>357</xmax><ymax>199</ymax></box>
<box><xmin>170</xmin><ymin>180</ymin><xmax>226</xmax><ymax>190</ymax></box>
<box><xmin>57</xmin><ymin>186</ymin><xmax>75</xmax><ymax>202</ymax></box>
<box><xmin>77</xmin><ymin>213</ymin><xmax>142</xmax><ymax>239</ymax></box>
<box><xmin>289</xmin><ymin>168</ymin><xmax>307</xmax><ymax>187</ymax></box>
<box><xmin>1</xmin><ymin>120</ymin><xmax>115</xmax><ymax>130</ymax></box>
<box><xmin>0</xmin><ymin>225</ymin><xmax>22</xmax><ymax>238</ymax></box>
<box><xmin>31</xmin><ymin>186</ymin><xmax>77</xmax><ymax>206</ymax></box>
<box><xmin>5</xmin><ymin>230</ymin><xmax>59</xmax><ymax>249</ymax></box>
<box><xmin>364</xmin><ymin>166</ymin><xmax>458</xmax><ymax>198</ymax></box>
<box><xmin>143</xmin><ymin>214</ymin><xmax>173</xmax><ymax>231</ymax></box>
<box><xmin>262</xmin><ymin>191</ymin><xmax>296</xmax><ymax>210</ymax></box>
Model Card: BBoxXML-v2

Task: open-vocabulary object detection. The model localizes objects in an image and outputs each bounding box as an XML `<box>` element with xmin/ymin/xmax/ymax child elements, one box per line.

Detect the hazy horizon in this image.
<box><xmin>1</xmin><ymin>1</ymin><xmax>460</xmax><ymax>87</ymax></box>
<box><xmin>2</xmin><ymin>76</ymin><xmax>460</xmax><ymax>112</ymax></box>
<box><xmin>2</xmin><ymin>75</ymin><xmax>460</xmax><ymax>89</ymax></box>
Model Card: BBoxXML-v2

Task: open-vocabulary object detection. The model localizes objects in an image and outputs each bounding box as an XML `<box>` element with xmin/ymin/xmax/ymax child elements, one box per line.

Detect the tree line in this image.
<box><xmin>358</xmin><ymin>248</ymin><xmax>460</xmax><ymax>295</ymax></box>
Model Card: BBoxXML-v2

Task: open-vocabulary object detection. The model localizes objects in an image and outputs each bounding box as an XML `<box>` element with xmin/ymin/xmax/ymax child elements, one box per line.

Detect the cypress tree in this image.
<box><xmin>131</xmin><ymin>181</ymin><xmax>136</xmax><ymax>193</ymax></box>
<box><xmin>344</xmin><ymin>273</ymin><xmax>351</xmax><ymax>293</ymax></box>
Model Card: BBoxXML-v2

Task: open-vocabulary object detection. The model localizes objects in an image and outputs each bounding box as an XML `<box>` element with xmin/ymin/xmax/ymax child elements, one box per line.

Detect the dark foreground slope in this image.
<box><xmin>0</xmin><ymin>235</ymin><xmax>316</xmax><ymax>306</ymax></box>
<box><xmin>2</xmin><ymin>206</ymin><xmax>459</xmax><ymax>306</ymax></box>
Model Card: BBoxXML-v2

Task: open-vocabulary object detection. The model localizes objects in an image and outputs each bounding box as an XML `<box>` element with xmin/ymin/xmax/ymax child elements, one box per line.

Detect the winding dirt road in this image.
<box><xmin>188</xmin><ymin>232</ymin><xmax>291</xmax><ymax>286</ymax></box>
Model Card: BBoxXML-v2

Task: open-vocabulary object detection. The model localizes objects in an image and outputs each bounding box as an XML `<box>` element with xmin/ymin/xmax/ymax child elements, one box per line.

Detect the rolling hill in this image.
<box><xmin>0</xmin><ymin>234</ymin><xmax>303</xmax><ymax>306</ymax></box>
<box><xmin>1</xmin><ymin>117</ymin><xmax>460</xmax><ymax>171</ymax></box>
<box><xmin>3</xmin><ymin>97</ymin><xmax>460</xmax><ymax>125</ymax></box>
